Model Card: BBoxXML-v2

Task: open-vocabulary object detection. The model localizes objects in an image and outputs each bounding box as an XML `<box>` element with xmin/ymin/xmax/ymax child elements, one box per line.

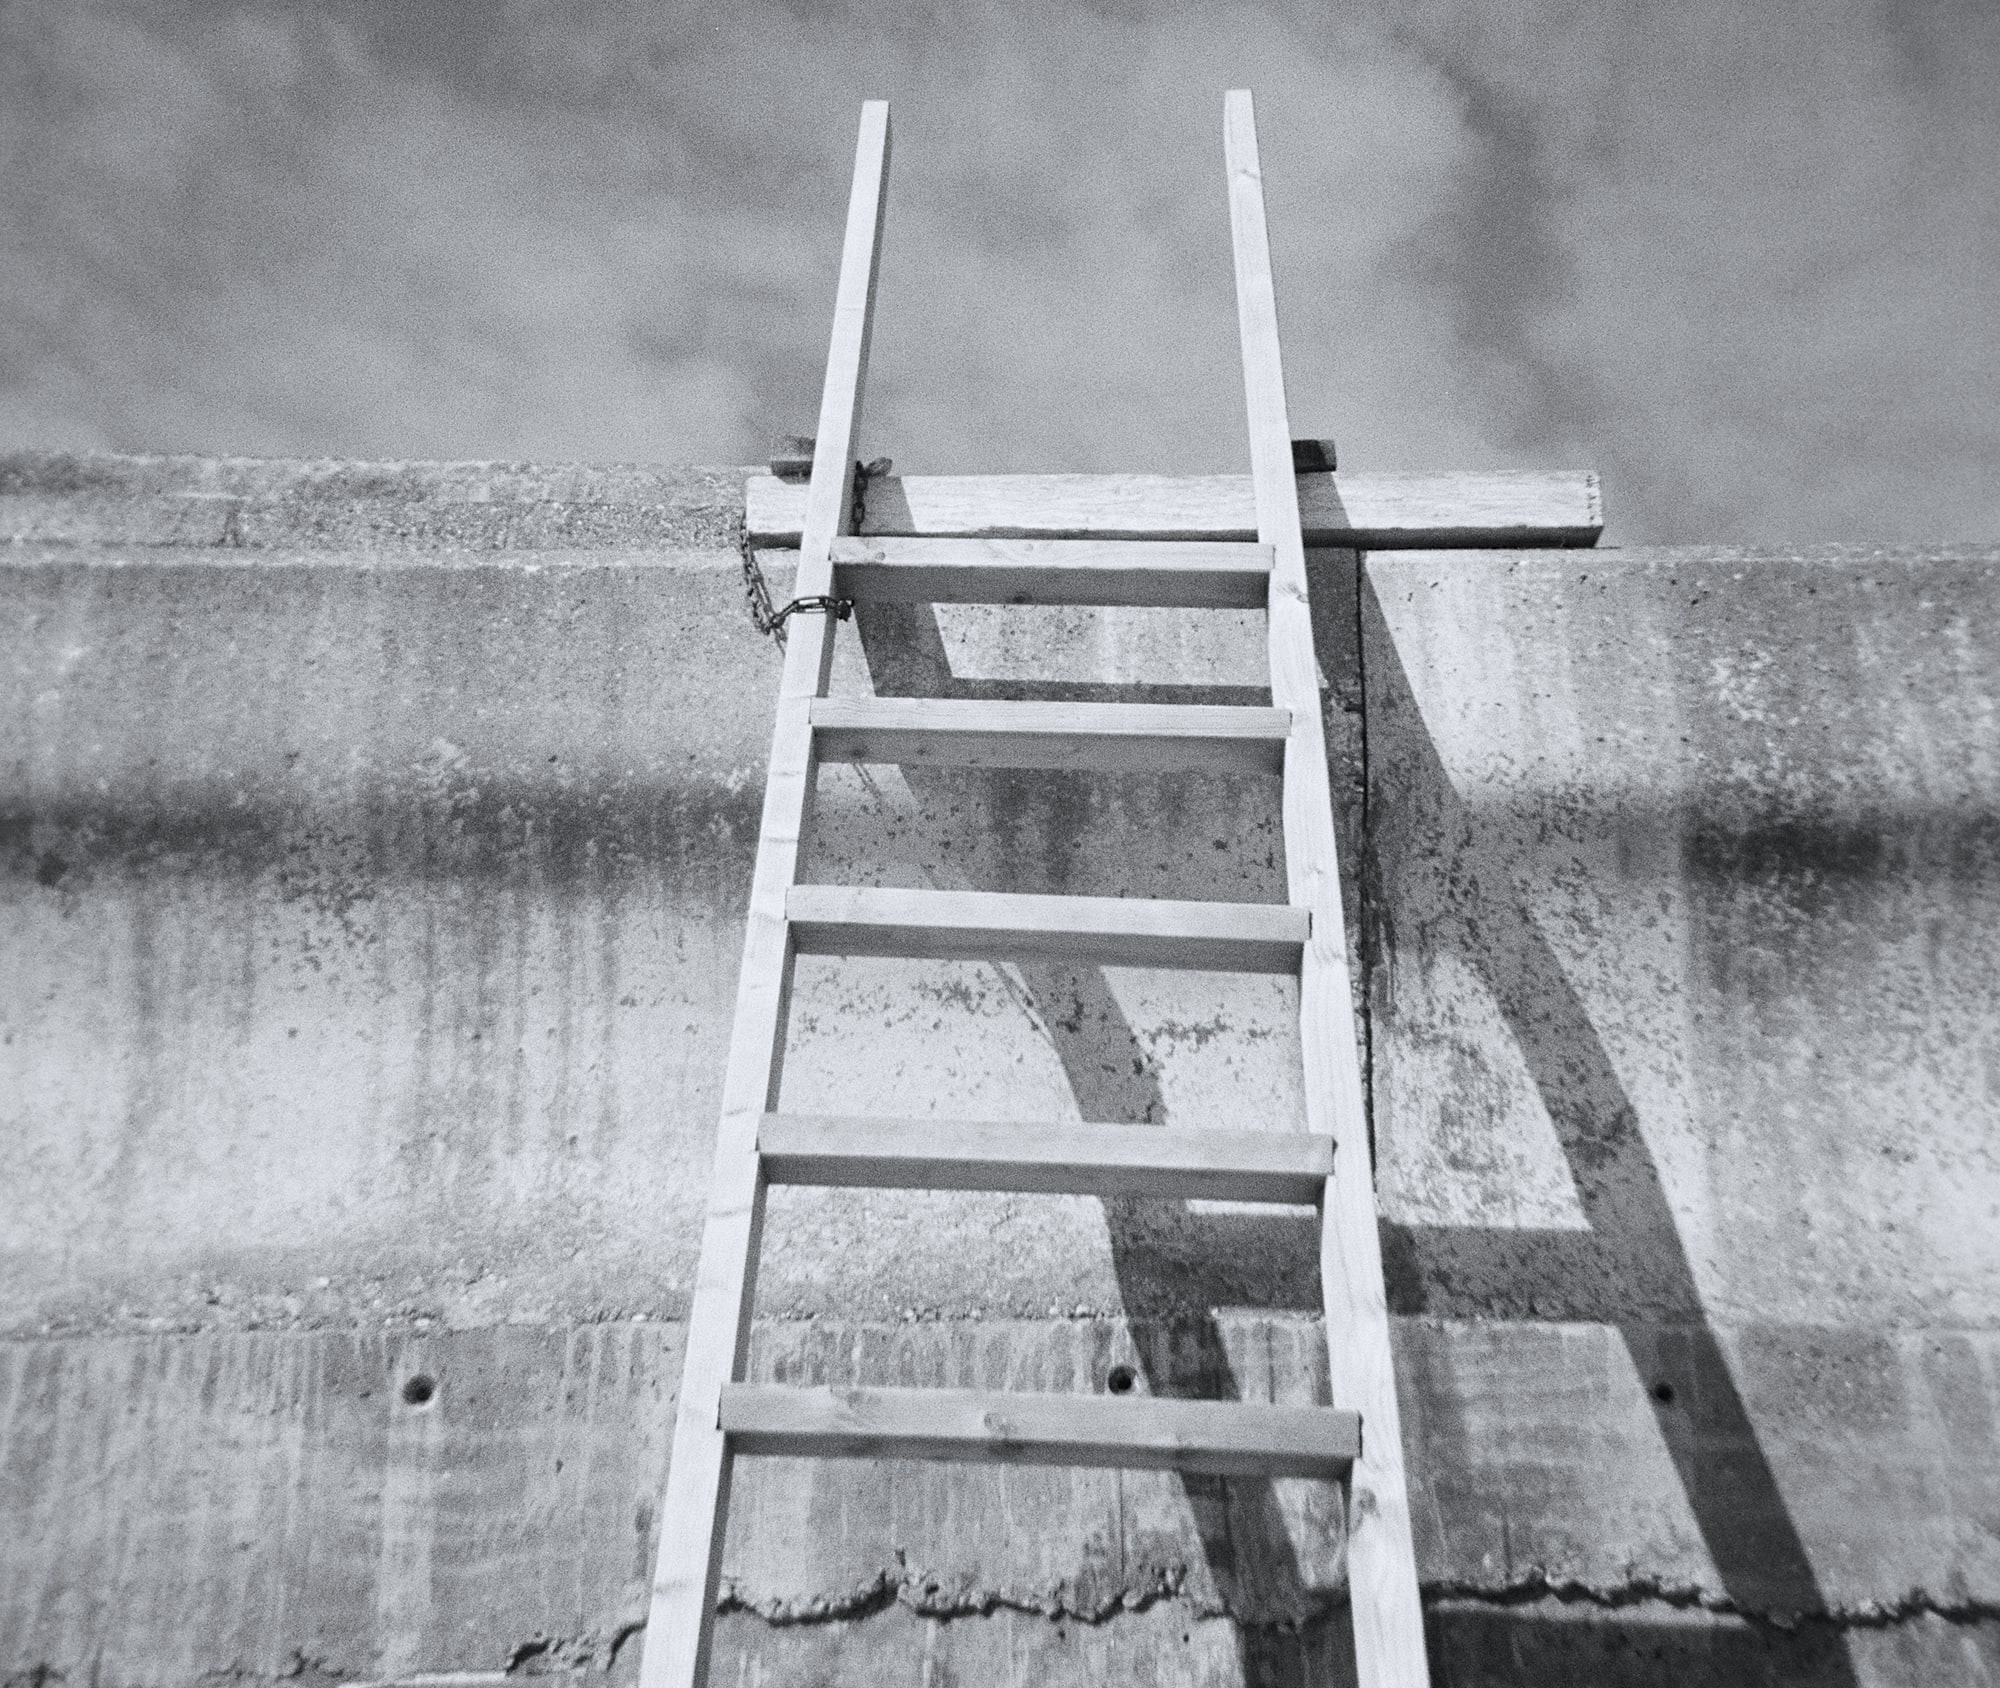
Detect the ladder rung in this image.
<box><xmin>759</xmin><ymin>1114</ymin><xmax>1332</xmax><ymax>1201</ymax></box>
<box><xmin>720</xmin><ymin>1384</ymin><xmax>1359</xmax><ymax>1477</ymax></box>
<box><xmin>831</xmin><ymin>536</ymin><xmax>1272</xmax><ymax>606</ymax></box>
<box><xmin>811</xmin><ymin>697</ymin><xmax>1290</xmax><ymax>773</ymax></box>
<box><xmin>786</xmin><ymin>886</ymin><xmax>1308</xmax><ymax>972</ymax></box>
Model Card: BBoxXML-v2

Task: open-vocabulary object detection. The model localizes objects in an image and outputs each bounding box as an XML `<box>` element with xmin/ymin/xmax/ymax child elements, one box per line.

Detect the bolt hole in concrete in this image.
<box><xmin>1651</xmin><ymin>1381</ymin><xmax>1676</xmax><ymax>1406</ymax></box>
<box><xmin>401</xmin><ymin>1374</ymin><xmax>438</xmax><ymax>1408</ymax></box>
<box><xmin>1106</xmin><ymin>1363</ymin><xmax>1138</xmax><ymax>1395</ymax></box>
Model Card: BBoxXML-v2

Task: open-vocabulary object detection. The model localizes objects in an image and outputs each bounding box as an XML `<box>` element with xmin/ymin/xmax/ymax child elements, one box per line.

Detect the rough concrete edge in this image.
<box><xmin>0</xmin><ymin>542</ymin><xmax>748</xmax><ymax>570</ymax></box>
<box><xmin>0</xmin><ymin>450</ymin><xmax>761</xmax><ymax>499</ymax></box>
<box><xmin>0</xmin><ymin>452</ymin><xmax>767</xmax><ymax>573</ymax></box>
<box><xmin>717</xmin><ymin>1555</ymin><xmax>1212</xmax><ymax>1628</ymax></box>
<box><xmin>13</xmin><ymin>1591</ymin><xmax>2000</xmax><ymax>1688</ymax></box>
<box><xmin>1425</xmin><ymin>1572</ymin><xmax>2000</xmax><ymax>1631</ymax></box>
<box><xmin>712</xmin><ymin>1561</ymin><xmax>2000</xmax><ymax>1635</ymax></box>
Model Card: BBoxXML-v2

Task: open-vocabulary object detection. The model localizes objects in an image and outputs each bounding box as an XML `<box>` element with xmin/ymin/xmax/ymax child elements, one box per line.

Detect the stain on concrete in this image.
<box><xmin>6</xmin><ymin>463</ymin><xmax>1998</xmax><ymax>1684</ymax></box>
<box><xmin>1365</xmin><ymin>546</ymin><xmax>2000</xmax><ymax>1676</ymax></box>
<box><xmin>4</xmin><ymin>1321</ymin><xmax>1997</xmax><ymax>1686</ymax></box>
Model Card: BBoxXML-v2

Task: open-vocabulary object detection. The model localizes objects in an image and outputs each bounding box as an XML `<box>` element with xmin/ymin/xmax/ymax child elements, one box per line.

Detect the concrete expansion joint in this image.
<box><xmin>1425</xmin><ymin>1572</ymin><xmax>2000</xmax><ymax>1634</ymax></box>
<box><xmin>717</xmin><ymin>1554</ymin><xmax>1281</xmax><ymax>1628</ymax></box>
<box><xmin>715</xmin><ymin>1570</ymin><xmax>2000</xmax><ymax>1644</ymax></box>
<box><xmin>247</xmin><ymin>1623</ymin><xmax>652</xmax><ymax>1687</ymax></box>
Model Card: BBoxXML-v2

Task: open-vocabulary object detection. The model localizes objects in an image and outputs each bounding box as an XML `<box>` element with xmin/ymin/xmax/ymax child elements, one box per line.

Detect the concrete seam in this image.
<box><xmin>714</xmin><ymin>1559</ymin><xmax>1224</xmax><ymax>1628</ymax></box>
<box><xmin>703</xmin><ymin>1582</ymin><xmax>2000</xmax><ymax>1635</ymax></box>
<box><xmin>709</xmin><ymin>1568</ymin><xmax>2000</xmax><ymax>1635</ymax></box>
<box><xmin>1426</xmin><ymin>1574</ymin><xmax>2000</xmax><ymax>1631</ymax></box>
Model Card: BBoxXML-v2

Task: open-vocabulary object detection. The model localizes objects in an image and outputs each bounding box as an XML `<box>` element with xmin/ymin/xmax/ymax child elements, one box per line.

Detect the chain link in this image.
<box><xmin>741</xmin><ymin>458</ymin><xmax>890</xmax><ymax>643</ymax></box>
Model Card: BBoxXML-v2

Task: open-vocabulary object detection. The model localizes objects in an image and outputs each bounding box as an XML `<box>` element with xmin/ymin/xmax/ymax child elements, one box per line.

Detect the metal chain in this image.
<box><xmin>741</xmin><ymin>458</ymin><xmax>889</xmax><ymax>643</ymax></box>
<box><xmin>739</xmin><ymin>525</ymin><xmax>785</xmax><ymax>642</ymax></box>
<box><xmin>768</xmin><ymin>594</ymin><xmax>854</xmax><ymax>631</ymax></box>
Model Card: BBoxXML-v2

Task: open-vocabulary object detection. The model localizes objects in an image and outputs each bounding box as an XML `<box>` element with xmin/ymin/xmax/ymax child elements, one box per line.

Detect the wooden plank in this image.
<box><xmin>639</xmin><ymin>101</ymin><xmax>891</xmax><ymax>1688</ymax></box>
<box><xmin>747</xmin><ymin>469</ymin><xmax>1603</xmax><ymax>548</ymax></box>
<box><xmin>786</xmin><ymin>884</ymin><xmax>1308</xmax><ymax>972</ymax></box>
<box><xmin>721</xmin><ymin>1385</ymin><xmax>1359</xmax><ymax>1478</ymax></box>
<box><xmin>759</xmin><ymin>1113</ymin><xmax>1334</xmax><ymax>1201</ymax></box>
<box><xmin>810</xmin><ymin>697</ymin><xmax>1291</xmax><ymax>772</ymax></box>
<box><xmin>1226</xmin><ymin>89</ymin><xmax>1431</xmax><ymax>1688</ymax></box>
<box><xmin>831</xmin><ymin>535</ymin><xmax>1273</xmax><ymax>605</ymax></box>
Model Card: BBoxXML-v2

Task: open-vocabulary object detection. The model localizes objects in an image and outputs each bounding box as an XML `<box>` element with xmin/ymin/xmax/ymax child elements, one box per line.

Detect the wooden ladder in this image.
<box><xmin>639</xmin><ymin>92</ymin><xmax>1430</xmax><ymax>1688</ymax></box>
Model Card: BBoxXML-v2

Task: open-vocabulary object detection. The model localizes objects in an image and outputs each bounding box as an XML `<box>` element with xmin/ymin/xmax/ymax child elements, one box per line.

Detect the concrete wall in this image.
<box><xmin>2</xmin><ymin>453</ymin><xmax>1996</xmax><ymax>1684</ymax></box>
<box><xmin>1364</xmin><ymin>547</ymin><xmax>2000</xmax><ymax>1684</ymax></box>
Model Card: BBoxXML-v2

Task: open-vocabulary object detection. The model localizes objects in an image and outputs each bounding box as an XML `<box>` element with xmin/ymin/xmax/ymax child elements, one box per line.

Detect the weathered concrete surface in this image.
<box><xmin>1</xmin><ymin>453</ymin><xmax>1326</xmax><ymax>1337</ymax></box>
<box><xmin>719</xmin><ymin>1600</ymin><xmax>2000</xmax><ymax>1688</ymax></box>
<box><xmin>1366</xmin><ymin>547</ymin><xmax>2000</xmax><ymax>1332</ymax></box>
<box><xmin>5</xmin><ymin>1321</ymin><xmax>1997</xmax><ymax>1681</ymax></box>
<box><xmin>0</xmin><ymin>1320</ymin><xmax>1339</xmax><ymax>1677</ymax></box>
<box><xmin>0</xmin><ymin>452</ymin><xmax>747</xmax><ymax>551</ymax></box>
<box><xmin>1365</xmin><ymin>546</ymin><xmax>2000</xmax><ymax>1656</ymax></box>
<box><xmin>3</xmin><ymin>458</ymin><xmax>1998</xmax><ymax>1683</ymax></box>
<box><xmin>3</xmin><ymin>538</ymin><xmax>760</xmax><ymax>1335</ymax></box>
<box><xmin>0</xmin><ymin>1326</ymin><xmax>673</xmax><ymax>1680</ymax></box>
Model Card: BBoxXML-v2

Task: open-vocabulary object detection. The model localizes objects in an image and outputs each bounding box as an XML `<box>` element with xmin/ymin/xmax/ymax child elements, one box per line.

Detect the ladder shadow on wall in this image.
<box><xmin>850</xmin><ymin>598</ymin><xmax>1337</xmax><ymax>1682</ymax></box>
<box><xmin>848</xmin><ymin>579</ymin><xmax>1860</xmax><ymax>1685</ymax></box>
<box><xmin>1361</xmin><ymin>581</ymin><xmax>1858</xmax><ymax>1686</ymax></box>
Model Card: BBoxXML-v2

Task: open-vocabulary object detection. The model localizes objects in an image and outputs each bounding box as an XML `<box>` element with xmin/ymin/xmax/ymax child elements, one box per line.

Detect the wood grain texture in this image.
<box><xmin>829</xmin><ymin>535</ymin><xmax>1274</xmax><ymax>605</ymax></box>
<box><xmin>720</xmin><ymin>1385</ymin><xmax>1359</xmax><ymax>1477</ymax></box>
<box><xmin>748</xmin><ymin>470</ymin><xmax>1602</xmax><ymax>548</ymax></box>
<box><xmin>758</xmin><ymin>1113</ymin><xmax>1334</xmax><ymax>1201</ymax></box>
<box><xmin>639</xmin><ymin>101</ymin><xmax>891</xmax><ymax>1688</ymax></box>
<box><xmin>786</xmin><ymin>884</ymin><xmax>1309</xmax><ymax>972</ymax></box>
<box><xmin>1226</xmin><ymin>88</ymin><xmax>1431</xmax><ymax>1688</ymax></box>
<box><xmin>810</xmin><ymin>697</ymin><xmax>1291</xmax><ymax>772</ymax></box>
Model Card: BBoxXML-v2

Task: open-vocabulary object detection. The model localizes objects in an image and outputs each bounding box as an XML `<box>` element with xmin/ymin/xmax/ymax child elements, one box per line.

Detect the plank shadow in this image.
<box><xmin>1362</xmin><ymin>571</ymin><xmax>1856</xmax><ymax>1673</ymax></box>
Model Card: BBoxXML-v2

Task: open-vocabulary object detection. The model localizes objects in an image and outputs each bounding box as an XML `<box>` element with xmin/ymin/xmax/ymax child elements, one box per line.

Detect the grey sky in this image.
<box><xmin>3</xmin><ymin>1</ymin><xmax>1996</xmax><ymax>543</ymax></box>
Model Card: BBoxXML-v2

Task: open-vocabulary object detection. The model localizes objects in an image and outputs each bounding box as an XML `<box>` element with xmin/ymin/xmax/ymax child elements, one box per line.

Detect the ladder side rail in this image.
<box><xmin>638</xmin><ymin>98</ymin><xmax>892</xmax><ymax>1688</ymax></box>
<box><xmin>1224</xmin><ymin>89</ymin><xmax>1431</xmax><ymax>1688</ymax></box>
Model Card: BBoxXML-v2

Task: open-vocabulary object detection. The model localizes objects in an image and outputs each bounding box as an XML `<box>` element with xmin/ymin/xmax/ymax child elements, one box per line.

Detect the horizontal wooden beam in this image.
<box><xmin>747</xmin><ymin>470</ymin><xmax>1602</xmax><ymax>548</ymax></box>
<box><xmin>810</xmin><ymin>697</ymin><xmax>1290</xmax><ymax>772</ymax></box>
<box><xmin>720</xmin><ymin>1384</ymin><xmax>1360</xmax><ymax>1477</ymax></box>
<box><xmin>831</xmin><ymin>536</ymin><xmax>1273</xmax><ymax>606</ymax></box>
<box><xmin>786</xmin><ymin>885</ymin><xmax>1308</xmax><ymax>972</ymax></box>
<box><xmin>759</xmin><ymin>1114</ymin><xmax>1333</xmax><ymax>1200</ymax></box>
